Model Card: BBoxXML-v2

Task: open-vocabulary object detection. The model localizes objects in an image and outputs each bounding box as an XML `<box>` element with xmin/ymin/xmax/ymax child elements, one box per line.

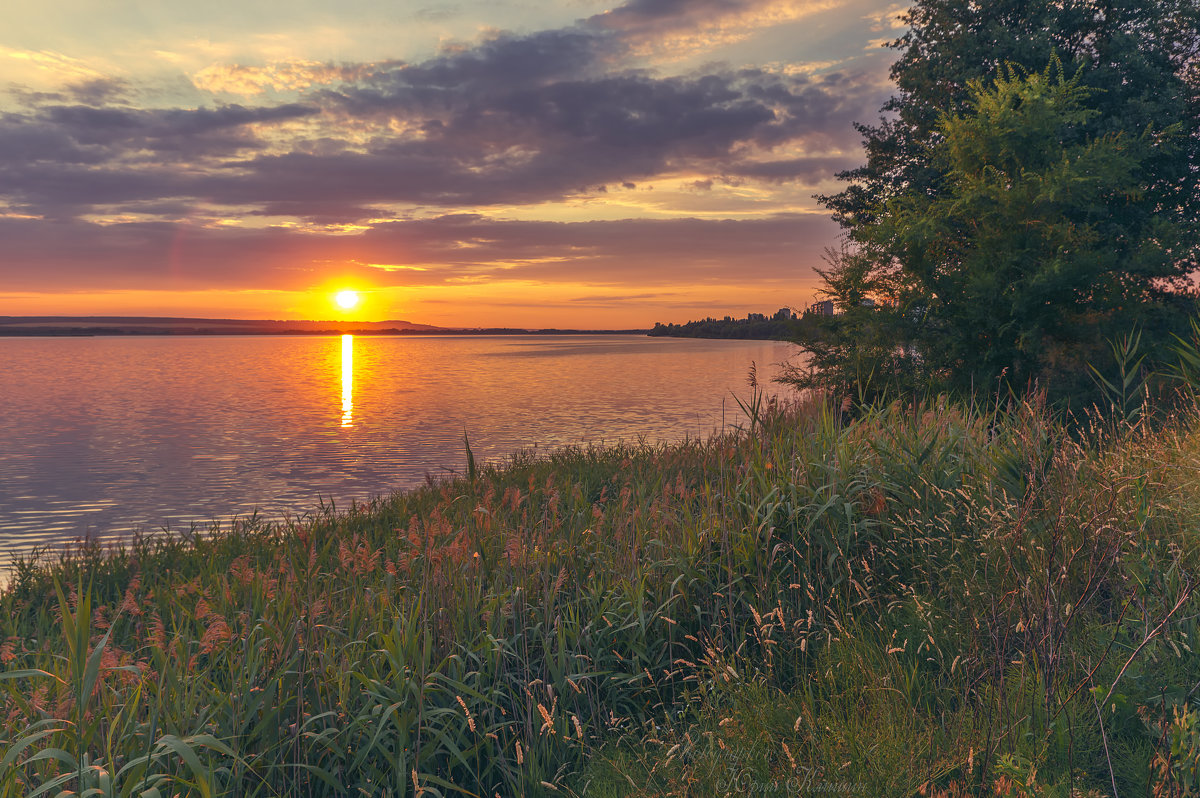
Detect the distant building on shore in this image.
<box><xmin>809</xmin><ymin>300</ymin><xmax>835</xmax><ymax>317</ymax></box>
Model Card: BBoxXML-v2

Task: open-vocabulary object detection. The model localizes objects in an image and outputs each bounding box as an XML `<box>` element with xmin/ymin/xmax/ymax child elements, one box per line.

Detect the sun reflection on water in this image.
<box><xmin>341</xmin><ymin>334</ymin><xmax>353</xmax><ymax>427</ymax></box>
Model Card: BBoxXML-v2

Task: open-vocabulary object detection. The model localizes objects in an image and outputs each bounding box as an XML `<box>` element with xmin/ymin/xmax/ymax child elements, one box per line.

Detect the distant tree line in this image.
<box><xmin>649</xmin><ymin>307</ymin><xmax>824</xmax><ymax>340</ymax></box>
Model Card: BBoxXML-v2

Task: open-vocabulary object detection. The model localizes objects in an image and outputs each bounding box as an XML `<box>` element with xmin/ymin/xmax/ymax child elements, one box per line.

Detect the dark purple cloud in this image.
<box><xmin>0</xmin><ymin>62</ymin><xmax>882</xmax><ymax>218</ymax></box>
<box><xmin>28</xmin><ymin>101</ymin><xmax>315</xmax><ymax>155</ymax></box>
<box><xmin>215</xmin><ymin>68</ymin><xmax>858</xmax><ymax>209</ymax></box>
<box><xmin>65</xmin><ymin>78</ymin><xmax>132</xmax><ymax>106</ymax></box>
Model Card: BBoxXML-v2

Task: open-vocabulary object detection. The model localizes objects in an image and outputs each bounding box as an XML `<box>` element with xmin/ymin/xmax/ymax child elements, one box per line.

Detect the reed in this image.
<box><xmin>2</xmin><ymin>392</ymin><xmax>1200</xmax><ymax>795</ymax></box>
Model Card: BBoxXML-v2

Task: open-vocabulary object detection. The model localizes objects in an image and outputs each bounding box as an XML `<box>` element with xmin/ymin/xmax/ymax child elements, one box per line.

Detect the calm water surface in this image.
<box><xmin>0</xmin><ymin>335</ymin><xmax>796</xmax><ymax>566</ymax></box>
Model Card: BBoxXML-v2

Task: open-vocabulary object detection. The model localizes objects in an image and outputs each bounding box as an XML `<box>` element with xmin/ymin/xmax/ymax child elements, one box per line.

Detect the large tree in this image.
<box><xmin>806</xmin><ymin>0</ymin><xmax>1200</xmax><ymax>401</ymax></box>
<box><xmin>823</xmin><ymin>0</ymin><xmax>1200</xmax><ymax>240</ymax></box>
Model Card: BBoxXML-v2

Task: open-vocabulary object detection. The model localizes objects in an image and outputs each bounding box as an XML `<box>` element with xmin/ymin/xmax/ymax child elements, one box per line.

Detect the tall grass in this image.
<box><xmin>2</xmin><ymin>392</ymin><xmax>1200</xmax><ymax>795</ymax></box>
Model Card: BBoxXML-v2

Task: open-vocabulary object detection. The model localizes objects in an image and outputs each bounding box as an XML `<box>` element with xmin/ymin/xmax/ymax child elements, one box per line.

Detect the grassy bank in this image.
<box><xmin>3</xmin><ymin>394</ymin><xmax>1200</xmax><ymax>796</ymax></box>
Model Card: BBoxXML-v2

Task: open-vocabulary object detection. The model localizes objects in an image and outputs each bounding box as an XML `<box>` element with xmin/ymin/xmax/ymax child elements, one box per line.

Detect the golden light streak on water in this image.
<box><xmin>341</xmin><ymin>334</ymin><xmax>353</xmax><ymax>428</ymax></box>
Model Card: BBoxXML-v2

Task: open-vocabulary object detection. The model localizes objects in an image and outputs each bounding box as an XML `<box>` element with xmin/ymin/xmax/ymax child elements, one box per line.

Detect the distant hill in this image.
<box><xmin>0</xmin><ymin>316</ymin><xmax>443</xmax><ymax>336</ymax></box>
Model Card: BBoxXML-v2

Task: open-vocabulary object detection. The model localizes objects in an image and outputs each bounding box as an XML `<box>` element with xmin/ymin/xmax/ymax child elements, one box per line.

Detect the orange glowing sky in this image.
<box><xmin>0</xmin><ymin>0</ymin><xmax>905</xmax><ymax>327</ymax></box>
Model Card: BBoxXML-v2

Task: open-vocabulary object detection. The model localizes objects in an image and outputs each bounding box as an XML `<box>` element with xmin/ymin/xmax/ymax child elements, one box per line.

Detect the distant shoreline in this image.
<box><xmin>0</xmin><ymin>328</ymin><xmax>652</xmax><ymax>337</ymax></box>
<box><xmin>0</xmin><ymin>316</ymin><xmax>650</xmax><ymax>337</ymax></box>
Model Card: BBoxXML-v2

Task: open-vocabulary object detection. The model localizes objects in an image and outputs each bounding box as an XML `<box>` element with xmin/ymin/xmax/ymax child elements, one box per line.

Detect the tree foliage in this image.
<box><xmin>803</xmin><ymin>0</ymin><xmax>1200</xmax><ymax>402</ymax></box>
<box><xmin>823</xmin><ymin>0</ymin><xmax>1199</xmax><ymax>242</ymax></box>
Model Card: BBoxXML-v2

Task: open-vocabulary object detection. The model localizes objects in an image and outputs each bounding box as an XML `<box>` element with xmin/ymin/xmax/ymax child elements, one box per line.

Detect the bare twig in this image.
<box><xmin>1090</xmin><ymin>673</ymin><xmax>1120</xmax><ymax>798</ymax></box>
<box><xmin>1101</xmin><ymin>580</ymin><xmax>1196</xmax><ymax>709</ymax></box>
<box><xmin>1052</xmin><ymin>598</ymin><xmax>1131</xmax><ymax>723</ymax></box>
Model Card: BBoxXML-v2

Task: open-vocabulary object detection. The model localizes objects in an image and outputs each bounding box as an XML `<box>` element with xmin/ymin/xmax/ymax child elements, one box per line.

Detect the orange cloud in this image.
<box><xmin>863</xmin><ymin>2</ymin><xmax>909</xmax><ymax>32</ymax></box>
<box><xmin>192</xmin><ymin>60</ymin><xmax>378</xmax><ymax>96</ymax></box>
<box><xmin>0</xmin><ymin>45</ymin><xmax>109</xmax><ymax>86</ymax></box>
<box><xmin>592</xmin><ymin>0</ymin><xmax>844</xmax><ymax>60</ymax></box>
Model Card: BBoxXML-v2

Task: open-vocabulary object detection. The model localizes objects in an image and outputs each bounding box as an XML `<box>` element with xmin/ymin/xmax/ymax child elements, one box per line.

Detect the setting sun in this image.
<box><xmin>334</xmin><ymin>290</ymin><xmax>360</xmax><ymax>310</ymax></box>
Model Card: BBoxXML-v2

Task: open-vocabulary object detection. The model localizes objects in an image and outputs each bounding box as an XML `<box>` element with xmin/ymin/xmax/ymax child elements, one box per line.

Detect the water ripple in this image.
<box><xmin>0</xmin><ymin>335</ymin><xmax>797</xmax><ymax>569</ymax></box>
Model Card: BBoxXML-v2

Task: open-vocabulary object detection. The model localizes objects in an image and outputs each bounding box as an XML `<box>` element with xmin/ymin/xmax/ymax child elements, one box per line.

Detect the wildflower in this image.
<box><xmin>0</xmin><ymin>637</ymin><xmax>17</xmax><ymax>665</ymax></box>
<box><xmin>200</xmin><ymin>616</ymin><xmax>232</xmax><ymax>654</ymax></box>
<box><xmin>148</xmin><ymin>613</ymin><xmax>166</xmax><ymax>649</ymax></box>
<box><xmin>228</xmin><ymin>555</ymin><xmax>253</xmax><ymax>587</ymax></box>
<box><xmin>92</xmin><ymin>605</ymin><xmax>112</xmax><ymax>631</ymax></box>
<box><xmin>537</xmin><ymin>703</ymin><xmax>554</xmax><ymax>735</ymax></box>
<box><xmin>120</xmin><ymin>576</ymin><xmax>144</xmax><ymax>616</ymax></box>
<box><xmin>782</xmin><ymin>741</ymin><xmax>796</xmax><ymax>771</ymax></box>
<box><xmin>456</xmin><ymin>695</ymin><xmax>477</xmax><ymax>733</ymax></box>
<box><xmin>864</xmin><ymin>488</ymin><xmax>887</xmax><ymax>516</ymax></box>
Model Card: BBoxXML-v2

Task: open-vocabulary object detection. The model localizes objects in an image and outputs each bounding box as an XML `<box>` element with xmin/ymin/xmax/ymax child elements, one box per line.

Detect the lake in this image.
<box><xmin>0</xmin><ymin>334</ymin><xmax>797</xmax><ymax>567</ymax></box>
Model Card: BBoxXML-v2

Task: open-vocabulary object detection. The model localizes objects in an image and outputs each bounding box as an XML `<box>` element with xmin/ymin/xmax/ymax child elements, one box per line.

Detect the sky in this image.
<box><xmin>0</xmin><ymin>0</ymin><xmax>906</xmax><ymax>327</ymax></box>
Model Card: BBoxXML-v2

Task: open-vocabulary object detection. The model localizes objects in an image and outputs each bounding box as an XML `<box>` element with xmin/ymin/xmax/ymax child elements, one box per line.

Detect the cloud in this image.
<box><xmin>571</xmin><ymin>292</ymin><xmax>678</xmax><ymax>302</ymax></box>
<box><xmin>65</xmin><ymin>78</ymin><xmax>132</xmax><ymax>105</ymax></box>
<box><xmin>342</xmin><ymin>28</ymin><xmax>608</xmax><ymax>105</ymax></box>
<box><xmin>0</xmin><ymin>0</ymin><xmax>896</xmax><ymax>300</ymax></box>
<box><xmin>414</xmin><ymin>5</ymin><xmax>462</xmax><ymax>21</ymax></box>
<box><xmin>722</xmin><ymin>155</ymin><xmax>861</xmax><ymax>182</ymax></box>
<box><xmin>585</xmin><ymin>0</ymin><xmax>845</xmax><ymax>57</ymax></box>
<box><xmin>0</xmin><ymin>212</ymin><xmax>838</xmax><ymax>292</ymax></box>
<box><xmin>0</xmin><ymin>100</ymin><xmax>323</xmax><ymax>221</ymax></box>
<box><xmin>41</xmin><ymin>102</ymin><xmax>317</xmax><ymax>146</ymax></box>
<box><xmin>178</xmin><ymin>57</ymin><xmax>884</xmax><ymax>214</ymax></box>
<box><xmin>0</xmin><ymin>46</ymin><xmax>108</xmax><ymax>85</ymax></box>
<box><xmin>863</xmin><ymin>2</ymin><xmax>908</xmax><ymax>32</ymax></box>
<box><xmin>1</xmin><ymin>50</ymin><xmax>886</xmax><ymax>219</ymax></box>
<box><xmin>192</xmin><ymin>60</ymin><xmax>389</xmax><ymax>96</ymax></box>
